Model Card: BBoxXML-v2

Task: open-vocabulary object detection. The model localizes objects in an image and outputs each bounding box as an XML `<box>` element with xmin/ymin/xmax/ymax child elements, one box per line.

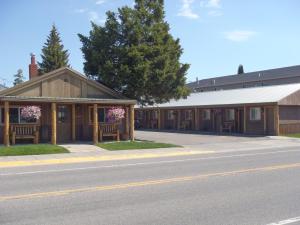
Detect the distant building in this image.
<box><xmin>135</xmin><ymin>65</ymin><xmax>300</xmax><ymax>136</ymax></box>
<box><xmin>188</xmin><ymin>65</ymin><xmax>300</xmax><ymax>92</ymax></box>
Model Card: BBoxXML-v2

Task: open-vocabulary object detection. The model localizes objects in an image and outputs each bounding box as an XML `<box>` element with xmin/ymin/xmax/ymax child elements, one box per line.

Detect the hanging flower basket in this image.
<box><xmin>20</xmin><ymin>106</ymin><xmax>41</xmax><ymax>122</ymax></box>
<box><xmin>106</xmin><ymin>107</ymin><xmax>125</xmax><ymax>123</ymax></box>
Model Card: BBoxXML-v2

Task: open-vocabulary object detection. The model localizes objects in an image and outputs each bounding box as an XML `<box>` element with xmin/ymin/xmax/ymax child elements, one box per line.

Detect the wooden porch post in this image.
<box><xmin>194</xmin><ymin>108</ymin><xmax>199</xmax><ymax>131</ymax></box>
<box><xmin>72</xmin><ymin>104</ymin><xmax>76</xmax><ymax>141</ymax></box>
<box><xmin>177</xmin><ymin>110</ymin><xmax>181</xmax><ymax>130</ymax></box>
<box><xmin>263</xmin><ymin>106</ymin><xmax>267</xmax><ymax>135</ymax></box>
<box><xmin>274</xmin><ymin>105</ymin><xmax>279</xmax><ymax>135</ymax></box>
<box><xmin>51</xmin><ymin>102</ymin><xmax>57</xmax><ymax>145</ymax></box>
<box><xmin>130</xmin><ymin>105</ymin><xmax>134</xmax><ymax>141</ymax></box>
<box><xmin>93</xmin><ymin>104</ymin><xmax>98</xmax><ymax>144</ymax></box>
<box><xmin>3</xmin><ymin>101</ymin><xmax>9</xmax><ymax>146</ymax></box>
<box><xmin>125</xmin><ymin>106</ymin><xmax>129</xmax><ymax>138</ymax></box>
<box><xmin>157</xmin><ymin>109</ymin><xmax>161</xmax><ymax>130</ymax></box>
<box><xmin>243</xmin><ymin>106</ymin><xmax>247</xmax><ymax>134</ymax></box>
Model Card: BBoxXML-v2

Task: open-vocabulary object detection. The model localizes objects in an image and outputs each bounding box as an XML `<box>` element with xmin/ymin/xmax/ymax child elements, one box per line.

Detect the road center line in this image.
<box><xmin>1</xmin><ymin>148</ymin><xmax>299</xmax><ymax>176</ymax></box>
<box><xmin>1</xmin><ymin>161</ymin><xmax>300</xmax><ymax>202</ymax></box>
<box><xmin>266</xmin><ymin>216</ymin><xmax>300</xmax><ymax>225</ymax></box>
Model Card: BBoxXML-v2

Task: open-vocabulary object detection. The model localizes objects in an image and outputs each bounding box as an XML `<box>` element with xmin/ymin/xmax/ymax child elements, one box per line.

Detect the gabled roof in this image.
<box><xmin>140</xmin><ymin>83</ymin><xmax>300</xmax><ymax>108</ymax></box>
<box><xmin>0</xmin><ymin>67</ymin><xmax>126</xmax><ymax>99</ymax></box>
<box><xmin>188</xmin><ymin>65</ymin><xmax>300</xmax><ymax>89</ymax></box>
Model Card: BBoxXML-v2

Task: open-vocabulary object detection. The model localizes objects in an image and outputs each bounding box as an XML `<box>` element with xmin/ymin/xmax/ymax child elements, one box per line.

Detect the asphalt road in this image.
<box><xmin>1</xmin><ymin>147</ymin><xmax>300</xmax><ymax>225</ymax></box>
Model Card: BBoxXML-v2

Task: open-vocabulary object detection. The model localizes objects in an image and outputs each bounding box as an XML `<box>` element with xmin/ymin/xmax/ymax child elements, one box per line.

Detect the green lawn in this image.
<box><xmin>97</xmin><ymin>141</ymin><xmax>180</xmax><ymax>151</ymax></box>
<box><xmin>0</xmin><ymin>144</ymin><xmax>69</xmax><ymax>156</ymax></box>
<box><xmin>285</xmin><ymin>133</ymin><xmax>300</xmax><ymax>138</ymax></box>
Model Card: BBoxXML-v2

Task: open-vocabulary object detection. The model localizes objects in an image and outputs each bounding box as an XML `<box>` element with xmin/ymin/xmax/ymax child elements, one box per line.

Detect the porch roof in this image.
<box><xmin>139</xmin><ymin>83</ymin><xmax>300</xmax><ymax>109</ymax></box>
<box><xmin>0</xmin><ymin>96</ymin><xmax>136</xmax><ymax>105</ymax></box>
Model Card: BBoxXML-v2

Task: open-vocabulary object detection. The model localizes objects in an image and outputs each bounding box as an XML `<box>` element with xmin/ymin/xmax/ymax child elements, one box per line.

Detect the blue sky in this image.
<box><xmin>0</xmin><ymin>0</ymin><xmax>299</xmax><ymax>86</ymax></box>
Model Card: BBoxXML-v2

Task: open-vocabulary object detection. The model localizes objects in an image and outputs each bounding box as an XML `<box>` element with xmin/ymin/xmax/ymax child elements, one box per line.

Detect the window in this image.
<box><xmin>185</xmin><ymin>110</ymin><xmax>192</xmax><ymax>120</ymax></box>
<box><xmin>89</xmin><ymin>107</ymin><xmax>107</xmax><ymax>123</ymax></box>
<box><xmin>225</xmin><ymin>109</ymin><xmax>235</xmax><ymax>121</ymax></box>
<box><xmin>203</xmin><ymin>109</ymin><xmax>211</xmax><ymax>120</ymax></box>
<box><xmin>250</xmin><ymin>107</ymin><xmax>261</xmax><ymax>121</ymax></box>
<box><xmin>0</xmin><ymin>107</ymin><xmax>38</xmax><ymax>124</ymax></box>
<box><xmin>152</xmin><ymin>111</ymin><xmax>158</xmax><ymax>120</ymax></box>
<box><xmin>167</xmin><ymin>110</ymin><xmax>174</xmax><ymax>120</ymax></box>
<box><xmin>58</xmin><ymin>106</ymin><xmax>68</xmax><ymax>123</ymax></box>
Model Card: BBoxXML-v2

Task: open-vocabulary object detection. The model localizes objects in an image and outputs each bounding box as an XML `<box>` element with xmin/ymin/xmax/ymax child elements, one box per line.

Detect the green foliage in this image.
<box><xmin>0</xmin><ymin>144</ymin><xmax>69</xmax><ymax>156</ymax></box>
<box><xmin>97</xmin><ymin>140</ymin><xmax>180</xmax><ymax>150</ymax></box>
<box><xmin>13</xmin><ymin>69</ymin><xmax>24</xmax><ymax>86</ymax></box>
<box><xmin>79</xmin><ymin>0</ymin><xmax>190</xmax><ymax>105</ymax></box>
<box><xmin>38</xmin><ymin>25</ymin><xmax>70</xmax><ymax>74</ymax></box>
<box><xmin>238</xmin><ymin>64</ymin><xmax>244</xmax><ymax>74</ymax></box>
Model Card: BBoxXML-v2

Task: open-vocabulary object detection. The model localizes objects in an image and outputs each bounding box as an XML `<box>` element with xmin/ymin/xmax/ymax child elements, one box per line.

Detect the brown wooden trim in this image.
<box><xmin>125</xmin><ymin>106</ymin><xmax>129</xmax><ymax>136</ymax></box>
<box><xmin>243</xmin><ymin>105</ymin><xmax>247</xmax><ymax>134</ymax></box>
<box><xmin>51</xmin><ymin>102</ymin><xmax>56</xmax><ymax>145</ymax></box>
<box><xmin>93</xmin><ymin>104</ymin><xmax>98</xmax><ymax>144</ymax></box>
<box><xmin>3</xmin><ymin>101</ymin><xmax>9</xmax><ymax>146</ymax></box>
<box><xmin>274</xmin><ymin>105</ymin><xmax>279</xmax><ymax>135</ymax></box>
<box><xmin>157</xmin><ymin>109</ymin><xmax>161</xmax><ymax>130</ymax></box>
<box><xmin>72</xmin><ymin>104</ymin><xmax>76</xmax><ymax>141</ymax></box>
<box><xmin>263</xmin><ymin>106</ymin><xmax>267</xmax><ymax>134</ymax></box>
<box><xmin>130</xmin><ymin>105</ymin><xmax>134</xmax><ymax>141</ymax></box>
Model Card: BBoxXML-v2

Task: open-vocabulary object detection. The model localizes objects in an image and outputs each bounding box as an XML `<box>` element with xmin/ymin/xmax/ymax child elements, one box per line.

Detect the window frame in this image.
<box><xmin>185</xmin><ymin>110</ymin><xmax>192</xmax><ymax>120</ymax></box>
<box><xmin>203</xmin><ymin>109</ymin><xmax>211</xmax><ymax>120</ymax></box>
<box><xmin>89</xmin><ymin>106</ymin><xmax>122</xmax><ymax>124</ymax></box>
<box><xmin>225</xmin><ymin>109</ymin><xmax>235</xmax><ymax>121</ymax></box>
<box><xmin>0</xmin><ymin>106</ymin><xmax>39</xmax><ymax>124</ymax></box>
<box><xmin>249</xmin><ymin>107</ymin><xmax>262</xmax><ymax>121</ymax></box>
<box><xmin>167</xmin><ymin>110</ymin><xmax>175</xmax><ymax>120</ymax></box>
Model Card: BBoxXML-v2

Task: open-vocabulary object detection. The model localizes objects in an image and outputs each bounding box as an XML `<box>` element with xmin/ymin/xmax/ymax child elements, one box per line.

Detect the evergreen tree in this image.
<box><xmin>237</xmin><ymin>64</ymin><xmax>244</xmax><ymax>74</ymax></box>
<box><xmin>13</xmin><ymin>69</ymin><xmax>24</xmax><ymax>86</ymax></box>
<box><xmin>79</xmin><ymin>0</ymin><xmax>190</xmax><ymax>105</ymax></box>
<box><xmin>38</xmin><ymin>25</ymin><xmax>70</xmax><ymax>74</ymax></box>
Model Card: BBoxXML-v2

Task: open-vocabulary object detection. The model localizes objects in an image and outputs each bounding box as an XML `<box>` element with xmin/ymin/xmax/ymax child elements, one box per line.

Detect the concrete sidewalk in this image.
<box><xmin>0</xmin><ymin>144</ymin><xmax>213</xmax><ymax>168</ymax></box>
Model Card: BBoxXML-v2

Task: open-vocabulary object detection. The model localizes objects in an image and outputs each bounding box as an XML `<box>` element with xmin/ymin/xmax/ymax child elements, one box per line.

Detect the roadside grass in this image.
<box><xmin>97</xmin><ymin>140</ymin><xmax>181</xmax><ymax>151</ymax></box>
<box><xmin>284</xmin><ymin>133</ymin><xmax>300</xmax><ymax>138</ymax></box>
<box><xmin>0</xmin><ymin>144</ymin><xmax>69</xmax><ymax>156</ymax></box>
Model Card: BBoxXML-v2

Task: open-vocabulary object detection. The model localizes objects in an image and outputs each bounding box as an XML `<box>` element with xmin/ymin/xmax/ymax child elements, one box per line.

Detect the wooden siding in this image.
<box><xmin>279</xmin><ymin>106</ymin><xmax>300</xmax><ymax>134</ymax></box>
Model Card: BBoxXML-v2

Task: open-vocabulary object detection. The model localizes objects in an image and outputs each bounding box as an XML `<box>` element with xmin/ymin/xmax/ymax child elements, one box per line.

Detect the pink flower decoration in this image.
<box><xmin>21</xmin><ymin>106</ymin><xmax>41</xmax><ymax>120</ymax></box>
<box><xmin>106</xmin><ymin>107</ymin><xmax>125</xmax><ymax>123</ymax></box>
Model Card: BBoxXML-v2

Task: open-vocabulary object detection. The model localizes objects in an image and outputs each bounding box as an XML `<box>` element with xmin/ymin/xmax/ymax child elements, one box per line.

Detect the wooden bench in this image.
<box><xmin>99</xmin><ymin>123</ymin><xmax>120</xmax><ymax>142</ymax></box>
<box><xmin>10</xmin><ymin>125</ymin><xmax>39</xmax><ymax>145</ymax></box>
<box><xmin>220</xmin><ymin>122</ymin><xmax>234</xmax><ymax>133</ymax></box>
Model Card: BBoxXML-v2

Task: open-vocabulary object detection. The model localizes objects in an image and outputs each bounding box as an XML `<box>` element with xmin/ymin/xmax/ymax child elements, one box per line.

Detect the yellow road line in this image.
<box><xmin>0</xmin><ymin>151</ymin><xmax>213</xmax><ymax>168</ymax></box>
<box><xmin>1</xmin><ymin>162</ymin><xmax>300</xmax><ymax>202</ymax></box>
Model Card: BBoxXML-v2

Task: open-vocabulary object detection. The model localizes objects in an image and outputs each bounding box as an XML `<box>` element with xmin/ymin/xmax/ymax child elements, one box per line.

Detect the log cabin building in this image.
<box><xmin>0</xmin><ymin>55</ymin><xmax>136</xmax><ymax>146</ymax></box>
<box><xmin>136</xmin><ymin>73</ymin><xmax>300</xmax><ymax>136</ymax></box>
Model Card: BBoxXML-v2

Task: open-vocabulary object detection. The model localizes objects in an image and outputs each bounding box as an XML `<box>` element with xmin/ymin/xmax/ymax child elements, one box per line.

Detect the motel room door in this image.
<box><xmin>57</xmin><ymin>105</ymin><xmax>72</xmax><ymax>143</ymax></box>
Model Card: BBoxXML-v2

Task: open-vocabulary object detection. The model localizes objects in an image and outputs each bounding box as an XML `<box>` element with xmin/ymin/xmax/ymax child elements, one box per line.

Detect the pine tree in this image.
<box><xmin>237</xmin><ymin>64</ymin><xmax>244</xmax><ymax>74</ymax></box>
<box><xmin>79</xmin><ymin>0</ymin><xmax>190</xmax><ymax>105</ymax></box>
<box><xmin>13</xmin><ymin>69</ymin><xmax>24</xmax><ymax>86</ymax></box>
<box><xmin>38</xmin><ymin>25</ymin><xmax>70</xmax><ymax>74</ymax></box>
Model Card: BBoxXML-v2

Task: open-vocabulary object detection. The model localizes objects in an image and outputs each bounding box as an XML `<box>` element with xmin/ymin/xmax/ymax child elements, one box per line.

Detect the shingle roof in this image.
<box><xmin>140</xmin><ymin>83</ymin><xmax>300</xmax><ymax>108</ymax></box>
<box><xmin>188</xmin><ymin>65</ymin><xmax>300</xmax><ymax>89</ymax></box>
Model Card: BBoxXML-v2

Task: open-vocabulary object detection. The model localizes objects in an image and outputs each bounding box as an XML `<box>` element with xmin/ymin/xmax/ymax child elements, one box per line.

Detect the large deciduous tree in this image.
<box><xmin>38</xmin><ymin>25</ymin><xmax>70</xmax><ymax>74</ymax></box>
<box><xmin>78</xmin><ymin>0</ymin><xmax>190</xmax><ymax>105</ymax></box>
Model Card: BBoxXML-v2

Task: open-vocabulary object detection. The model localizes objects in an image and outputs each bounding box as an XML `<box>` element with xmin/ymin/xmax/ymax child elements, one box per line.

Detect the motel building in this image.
<box><xmin>0</xmin><ymin>55</ymin><xmax>136</xmax><ymax>146</ymax></box>
<box><xmin>135</xmin><ymin>65</ymin><xmax>300</xmax><ymax>136</ymax></box>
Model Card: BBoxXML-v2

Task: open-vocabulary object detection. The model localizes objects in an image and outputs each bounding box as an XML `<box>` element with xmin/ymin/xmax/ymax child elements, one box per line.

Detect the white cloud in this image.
<box><xmin>178</xmin><ymin>0</ymin><xmax>199</xmax><ymax>19</ymax></box>
<box><xmin>74</xmin><ymin>8</ymin><xmax>88</xmax><ymax>13</ymax></box>
<box><xmin>206</xmin><ymin>0</ymin><xmax>221</xmax><ymax>8</ymax></box>
<box><xmin>88</xmin><ymin>11</ymin><xmax>105</xmax><ymax>24</ymax></box>
<box><xmin>224</xmin><ymin>30</ymin><xmax>257</xmax><ymax>42</ymax></box>
<box><xmin>207</xmin><ymin>10</ymin><xmax>222</xmax><ymax>17</ymax></box>
<box><xmin>95</xmin><ymin>0</ymin><xmax>106</xmax><ymax>5</ymax></box>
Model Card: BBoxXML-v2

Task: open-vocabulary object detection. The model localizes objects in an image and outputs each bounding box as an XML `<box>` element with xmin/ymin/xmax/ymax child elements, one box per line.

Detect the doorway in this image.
<box><xmin>57</xmin><ymin>105</ymin><xmax>71</xmax><ymax>143</ymax></box>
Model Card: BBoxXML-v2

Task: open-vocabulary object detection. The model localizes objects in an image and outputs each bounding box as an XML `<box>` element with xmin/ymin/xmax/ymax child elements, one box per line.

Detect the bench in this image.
<box><xmin>10</xmin><ymin>125</ymin><xmax>39</xmax><ymax>145</ymax></box>
<box><xmin>220</xmin><ymin>122</ymin><xmax>234</xmax><ymax>133</ymax></box>
<box><xmin>99</xmin><ymin>123</ymin><xmax>120</xmax><ymax>142</ymax></box>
